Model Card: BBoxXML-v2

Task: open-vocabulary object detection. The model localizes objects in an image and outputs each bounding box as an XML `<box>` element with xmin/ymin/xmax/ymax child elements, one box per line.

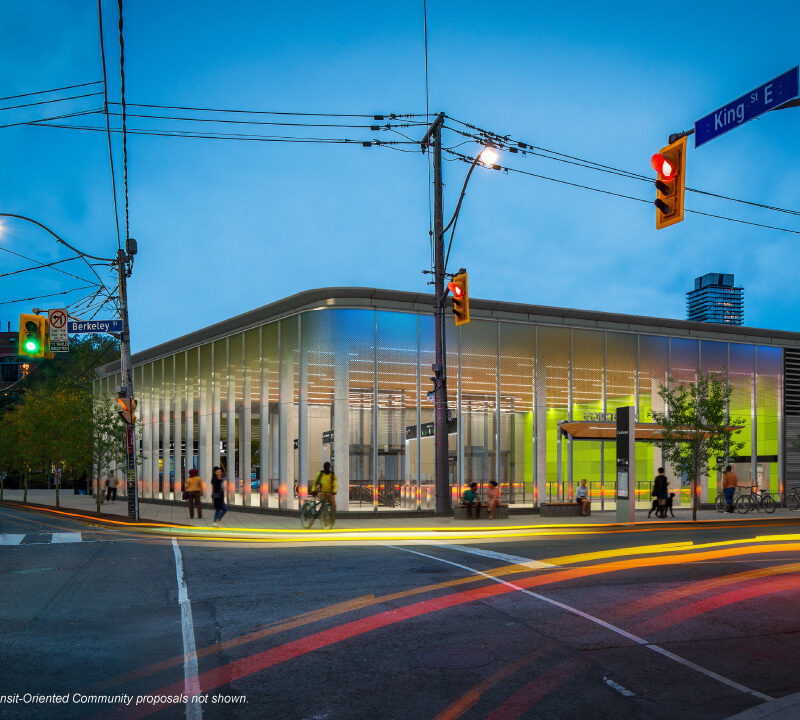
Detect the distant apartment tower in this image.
<box><xmin>686</xmin><ymin>273</ymin><xmax>744</xmax><ymax>325</ymax></box>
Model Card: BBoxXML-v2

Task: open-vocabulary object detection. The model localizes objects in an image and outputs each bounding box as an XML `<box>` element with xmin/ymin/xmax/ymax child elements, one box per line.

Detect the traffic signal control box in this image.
<box><xmin>653</xmin><ymin>136</ymin><xmax>686</xmax><ymax>230</ymax></box>
<box><xmin>448</xmin><ymin>272</ymin><xmax>470</xmax><ymax>326</ymax></box>
<box><xmin>18</xmin><ymin>313</ymin><xmax>48</xmax><ymax>358</ymax></box>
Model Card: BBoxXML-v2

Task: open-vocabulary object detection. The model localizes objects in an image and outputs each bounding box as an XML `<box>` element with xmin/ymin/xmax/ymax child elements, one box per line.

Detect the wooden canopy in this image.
<box><xmin>557</xmin><ymin>421</ymin><xmax>744</xmax><ymax>441</ymax></box>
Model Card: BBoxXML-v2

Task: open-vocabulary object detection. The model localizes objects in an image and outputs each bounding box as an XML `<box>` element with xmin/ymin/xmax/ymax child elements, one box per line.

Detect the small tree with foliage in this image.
<box><xmin>651</xmin><ymin>371</ymin><xmax>744</xmax><ymax>521</ymax></box>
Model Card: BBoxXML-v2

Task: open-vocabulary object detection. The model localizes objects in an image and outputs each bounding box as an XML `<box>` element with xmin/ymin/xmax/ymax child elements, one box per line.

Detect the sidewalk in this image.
<box><xmin>3</xmin><ymin>489</ymin><xmax>800</xmax><ymax>535</ymax></box>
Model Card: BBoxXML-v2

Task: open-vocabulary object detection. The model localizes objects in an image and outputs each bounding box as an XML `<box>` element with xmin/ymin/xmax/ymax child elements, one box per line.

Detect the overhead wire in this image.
<box><xmin>117</xmin><ymin>0</ymin><xmax>130</xmax><ymax>242</ymax></box>
<box><xmin>0</xmin><ymin>80</ymin><xmax>102</xmax><ymax>103</ymax></box>
<box><xmin>0</xmin><ymin>108</ymin><xmax>102</xmax><ymax>130</ymax></box>
<box><xmin>0</xmin><ymin>285</ymin><xmax>99</xmax><ymax>306</ymax></box>
<box><xmin>422</xmin><ymin>0</ymin><xmax>433</xmax><ymax>269</ymax></box>
<box><xmin>445</xmin><ymin>116</ymin><xmax>800</xmax><ymax>217</ymax></box>
<box><xmin>0</xmin><ymin>255</ymin><xmax>84</xmax><ymax>279</ymax></box>
<box><xmin>0</xmin><ymin>91</ymin><xmax>105</xmax><ymax>113</ymax></box>
<box><xmin>97</xmin><ymin>0</ymin><xmax>123</xmax><ymax>251</ymax></box>
<box><xmin>444</xmin><ymin>148</ymin><xmax>800</xmax><ymax>236</ymax></box>
<box><xmin>0</xmin><ymin>246</ymin><xmax>98</xmax><ymax>285</ymax></box>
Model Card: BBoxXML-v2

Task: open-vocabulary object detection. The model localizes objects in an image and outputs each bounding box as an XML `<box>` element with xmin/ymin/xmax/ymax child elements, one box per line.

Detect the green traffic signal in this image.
<box><xmin>24</xmin><ymin>321</ymin><xmax>39</xmax><ymax>353</ymax></box>
<box><xmin>18</xmin><ymin>314</ymin><xmax>46</xmax><ymax>358</ymax></box>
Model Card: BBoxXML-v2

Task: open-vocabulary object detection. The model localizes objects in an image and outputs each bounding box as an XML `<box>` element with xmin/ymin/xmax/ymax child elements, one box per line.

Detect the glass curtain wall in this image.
<box><xmin>757</xmin><ymin>346</ymin><xmax>781</xmax><ymax>495</ymax></box>
<box><xmin>701</xmin><ymin>341</ymin><xmax>728</xmax><ymax>499</ymax></box>
<box><xmin>244</xmin><ymin>328</ymin><xmax>260</xmax><ymax>507</ymax></box>
<box><xmin>499</xmin><ymin>323</ymin><xmax>535</xmax><ymax>506</ymax></box>
<box><xmin>538</xmin><ymin>326</ymin><xmax>570</xmax><ymax>500</ymax></box>
<box><xmin>607</xmin><ymin>333</ymin><xmax>638</xmax><ymax>508</ymax></box>
<box><xmin>571</xmin><ymin>330</ymin><xmax>604</xmax><ymax>506</ymax></box>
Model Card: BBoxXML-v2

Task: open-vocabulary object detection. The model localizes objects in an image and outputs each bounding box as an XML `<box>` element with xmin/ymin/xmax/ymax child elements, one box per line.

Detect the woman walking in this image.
<box><xmin>211</xmin><ymin>466</ymin><xmax>227</xmax><ymax>527</ymax></box>
<box><xmin>185</xmin><ymin>468</ymin><xmax>204</xmax><ymax>519</ymax></box>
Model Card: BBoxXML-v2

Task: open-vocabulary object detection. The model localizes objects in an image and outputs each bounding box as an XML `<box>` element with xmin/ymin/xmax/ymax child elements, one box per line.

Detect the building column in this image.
<box><xmin>259</xmin><ymin>327</ymin><xmax>270</xmax><ymax>508</ymax></box>
<box><xmin>333</xmin><ymin>328</ymin><xmax>350</xmax><ymax>512</ymax></box>
<box><xmin>226</xmin><ymin>337</ymin><xmax>236</xmax><ymax>505</ymax></box>
<box><xmin>299</xmin><ymin>317</ymin><xmax>308</xmax><ymax>508</ymax></box>
<box><xmin>162</xmin><ymin>359</ymin><xmax>171</xmax><ymax>500</ymax></box>
<box><xmin>535</xmin><ymin>332</ymin><xmax>547</xmax><ymax>505</ymax></box>
<box><xmin>242</xmin><ymin>334</ymin><xmax>252</xmax><ymax>507</ymax></box>
<box><xmin>150</xmin><ymin>366</ymin><xmax>160</xmax><ymax>499</ymax></box>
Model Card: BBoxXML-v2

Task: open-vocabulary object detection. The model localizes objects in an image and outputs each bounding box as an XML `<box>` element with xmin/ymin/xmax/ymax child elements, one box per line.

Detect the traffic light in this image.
<box><xmin>18</xmin><ymin>313</ymin><xmax>47</xmax><ymax>358</ymax></box>
<box><xmin>116</xmin><ymin>395</ymin><xmax>137</xmax><ymax>425</ymax></box>
<box><xmin>447</xmin><ymin>271</ymin><xmax>470</xmax><ymax>326</ymax></box>
<box><xmin>651</xmin><ymin>135</ymin><xmax>686</xmax><ymax>230</ymax></box>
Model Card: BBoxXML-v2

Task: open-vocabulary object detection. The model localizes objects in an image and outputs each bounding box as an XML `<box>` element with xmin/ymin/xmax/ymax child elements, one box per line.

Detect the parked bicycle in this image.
<box><xmin>735</xmin><ymin>489</ymin><xmax>778</xmax><ymax>514</ymax></box>
<box><xmin>784</xmin><ymin>486</ymin><xmax>800</xmax><ymax>511</ymax></box>
<box><xmin>715</xmin><ymin>486</ymin><xmax>745</xmax><ymax>513</ymax></box>
<box><xmin>300</xmin><ymin>494</ymin><xmax>336</xmax><ymax>529</ymax></box>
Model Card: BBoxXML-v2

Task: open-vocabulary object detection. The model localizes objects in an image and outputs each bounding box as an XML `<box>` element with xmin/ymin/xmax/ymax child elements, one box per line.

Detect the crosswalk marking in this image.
<box><xmin>0</xmin><ymin>533</ymin><xmax>86</xmax><ymax>545</ymax></box>
<box><xmin>51</xmin><ymin>533</ymin><xmax>83</xmax><ymax>544</ymax></box>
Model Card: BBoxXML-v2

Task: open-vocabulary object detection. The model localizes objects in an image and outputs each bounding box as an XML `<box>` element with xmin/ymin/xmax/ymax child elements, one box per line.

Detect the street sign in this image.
<box><xmin>48</xmin><ymin>308</ymin><xmax>69</xmax><ymax>352</ymax></box>
<box><xmin>694</xmin><ymin>66</ymin><xmax>799</xmax><ymax>148</ymax></box>
<box><xmin>67</xmin><ymin>319</ymin><xmax>123</xmax><ymax>334</ymax></box>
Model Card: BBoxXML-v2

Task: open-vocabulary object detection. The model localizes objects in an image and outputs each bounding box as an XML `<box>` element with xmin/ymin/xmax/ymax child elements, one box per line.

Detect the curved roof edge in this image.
<box><xmin>96</xmin><ymin>286</ymin><xmax>800</xmax><ymax>377</ymax></box>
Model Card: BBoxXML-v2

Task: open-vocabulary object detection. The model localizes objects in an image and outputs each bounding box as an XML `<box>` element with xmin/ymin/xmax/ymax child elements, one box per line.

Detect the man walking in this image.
<box><xmin>722</xmin><ymin>465</ymin><xmax>738</xmax><ymax>513</ymax></box>
<box><xmin>653</xmin><ymin>467</ymin><xmax>669</xmax><ymax>518</ymax></box>
<box><xmin>185</xmin><ymin>468</ymin><xmax>204</xmax><ymax>519</ymax></box>
<box><xmin>105</xmin><ymin>474</ymin><xmax>118</xmax><ymax>502</ymax></box>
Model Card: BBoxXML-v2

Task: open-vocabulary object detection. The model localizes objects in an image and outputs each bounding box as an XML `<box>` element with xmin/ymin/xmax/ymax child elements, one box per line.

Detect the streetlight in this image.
<box><xmin>419</xmin><ymin>114</ymin><xmax>499</xmax><ymax>514</ymax></box>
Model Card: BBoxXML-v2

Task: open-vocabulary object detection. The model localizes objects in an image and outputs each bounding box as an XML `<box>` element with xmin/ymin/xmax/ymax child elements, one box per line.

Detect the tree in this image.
<box><xmin>651</xmin><ymin>371</ymin><xmax>745</xmax><ymax>521</ymax></box>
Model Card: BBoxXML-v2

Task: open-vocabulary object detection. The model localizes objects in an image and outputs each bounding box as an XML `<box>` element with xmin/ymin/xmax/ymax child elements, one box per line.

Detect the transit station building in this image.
<box><xmin>95</xmin><ymin>288</ymin><xmax>800</xmax><ymax>513</ymax></box>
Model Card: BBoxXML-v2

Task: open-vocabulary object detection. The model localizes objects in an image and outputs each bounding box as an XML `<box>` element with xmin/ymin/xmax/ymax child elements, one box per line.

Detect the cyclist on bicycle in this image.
<box><xmin>311</xmin><ymin>462</ymin><xmax>338</xmax><ymax>510</ymax></box>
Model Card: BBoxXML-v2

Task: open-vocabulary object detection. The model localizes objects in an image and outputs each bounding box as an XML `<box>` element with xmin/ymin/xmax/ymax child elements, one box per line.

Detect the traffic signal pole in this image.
<box><xmin>116</xmin><ymin>248</ymin><xmax>139</xmax><ymax>520</ymax></box>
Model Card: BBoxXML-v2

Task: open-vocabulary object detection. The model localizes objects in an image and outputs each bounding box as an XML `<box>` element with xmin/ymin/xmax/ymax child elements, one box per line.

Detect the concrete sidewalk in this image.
<box><xmin>3</xmin><ymin>488</ymin><xmax>800</xmax><ymax>533</ymax></box>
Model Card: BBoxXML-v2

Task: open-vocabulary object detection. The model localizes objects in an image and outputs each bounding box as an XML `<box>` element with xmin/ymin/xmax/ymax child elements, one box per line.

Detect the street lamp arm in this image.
<box><xmin>0</xmin><ymin>213</ymin><xmax>116</xmax><ymax>263</ymax></box>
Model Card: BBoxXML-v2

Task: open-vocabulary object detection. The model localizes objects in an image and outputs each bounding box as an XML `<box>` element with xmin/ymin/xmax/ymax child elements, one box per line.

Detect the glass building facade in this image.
<box><xmin>95</xmin><ymin>289</ymin><xmax>797</xmax><ymax>513</ymax></box>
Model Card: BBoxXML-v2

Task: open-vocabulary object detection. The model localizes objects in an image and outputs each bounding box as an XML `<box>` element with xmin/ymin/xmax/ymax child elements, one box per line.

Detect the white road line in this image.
<box><xmin>603</xmin><ymin>676</ymin><xmax>636</xmax><ymax>697</ymax></box>
<box><xmin>172</xmin><ymin>538</ymin><xmax>202</xmax><ymax>720</ymax></box>
<box><xmin>0</xmin><ymin>534</ymin><xmax>25</xmax><ymax>545</ymax></box>
<box><xmin>386</xmin><ymin>544</ymin><xmax>774</xmax><ymax>704</ymax></box>
<box><xmin>434</xmin><ymin>543</ymin><xmax>555</xmax><ymax>569</ymax></box>
<box><xmin>50</xmin><ymin>533</ymin><xmax>83</xmax><ymax>544</ymax></box>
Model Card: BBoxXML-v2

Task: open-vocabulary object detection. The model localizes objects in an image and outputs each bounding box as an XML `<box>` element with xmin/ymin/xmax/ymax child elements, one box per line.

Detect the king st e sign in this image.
<box><xmin>694</xmin><ymin>66</ymin><xmax>799</xmax><ymax>148</ymax></box>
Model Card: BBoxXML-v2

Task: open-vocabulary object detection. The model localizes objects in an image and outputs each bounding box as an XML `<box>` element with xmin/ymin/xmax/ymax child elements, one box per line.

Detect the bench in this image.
<box><xmin>453</xmin><ymin>504</ymin><xmax>509</xmax><ymax>520</ymax></box>
<box><xmin>540</xmin><ymin>501</ymin><xmax>590</xmax><ymax>517</ymax></box>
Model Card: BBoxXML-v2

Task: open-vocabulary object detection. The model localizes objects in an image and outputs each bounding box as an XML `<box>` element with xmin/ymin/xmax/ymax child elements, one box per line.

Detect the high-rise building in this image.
<box><xmin>686</xmin><ymin>273</ymin><xmax>744</xmax><ymax>325</ymax></box>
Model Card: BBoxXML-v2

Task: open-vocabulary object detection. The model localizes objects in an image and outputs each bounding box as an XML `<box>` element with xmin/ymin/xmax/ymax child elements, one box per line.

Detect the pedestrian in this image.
<box><xmin>575</xmin><ymin>478</ymin><xmax>590</xmax><ymax>516</ymax></box>
<box><xmin>185</xmin><ymin>468</ymin><xmax>204</xmax><ymax>519</ymax></box>
<box><xmin>211</xmin><ymin>466</ymin><xmax>227</xmax><ymax>527</ymax></box>
<box><xmin>653</xmin><ymin>467</ymin><xmax>669</xmax><ymax>518</ymax></box>
<box><xmin>722</xmin><ymin>465</ymin><xmax>738</xmax><ymax>513</ymax></box>
<box><xmin>462</xmin><ymin>482</ymin><xmax>481</xmax><ymax>519</ymax></box>
<box><xmin>105</xmin><ymin>474</ymin><xmax>118</xmax><ymax>502</ymax></box>
<box><xmin>486</xmin><ymin>480</ymin><xmax>501</xmax><ymax>519</ymax></box>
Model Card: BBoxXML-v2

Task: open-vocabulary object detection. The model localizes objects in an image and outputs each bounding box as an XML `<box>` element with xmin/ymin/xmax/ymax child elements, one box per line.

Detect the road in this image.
<box><xmin>2</xmin><ymin>504</ymin><xmax>800</xmax><ymax>719</ymax></box>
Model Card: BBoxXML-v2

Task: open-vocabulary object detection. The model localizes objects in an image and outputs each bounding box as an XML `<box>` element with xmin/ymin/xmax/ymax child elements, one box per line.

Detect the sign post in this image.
<box><xmin>694</xmin><ymin>66</ymin><xmax>799</xmax><ymax>148</ymax></box>
<box><xmin>616</xmin><ymin>406</ymin><xmax>636</xmax><ymax>523</ymax></box>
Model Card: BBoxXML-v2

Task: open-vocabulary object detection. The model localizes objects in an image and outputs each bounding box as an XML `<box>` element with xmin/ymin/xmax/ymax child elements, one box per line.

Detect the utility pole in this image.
<box><xmin>421</xmin><ymin>112</ymin><xmax>451</xmax><ymax>515</ymax></box>
<box><xmin>116</xmin><ymin>242</ymin><xmax>138</xmax><ymax>520</ymax></box>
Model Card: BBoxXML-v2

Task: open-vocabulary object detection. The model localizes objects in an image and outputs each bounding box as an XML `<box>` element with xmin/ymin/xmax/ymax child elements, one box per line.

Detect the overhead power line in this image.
<box><xmin>445</xmin><ymin>116</ymin><xmax>800</xmax><ymax>219</ymax></box>
<box><xmin>0</xmin><ymin>108</ymin><xmax>102</xmax><ymax>130</ymax></box>
<box><xmin>0</xmin><ymin>245</ymin><xmax>98</xmax><ymax>285</ymax></box>
<box><xmin>117</xmin><ymin>0</ymin><xmax>130</xmax><ymax>242</ymax></box>
<box><xmin>444</xmin><ymin>148</ymin><xmax>800</xmax><ymax>236</ymax></box>
<box><xmin>106</xmin><ymin>101</ymin><xmax>428</xmax><ymax>119</ymax></box>
<box><xmin>0</xmin><ymin>91</ymin><xmax>104</xmax><ymax>113</ymax></box>
<box><xmin>0</xmin><ymin>284</ymin><xmax>99</xmax><ymax>306</ymax></box>
<box><xmin>0</xmin><ymin>80</ymin><xmax>102</xmax><ymax>103</ymax></box>
<box><xmin>0</xmin><ymin>255</ymin><xmax>84</xmax><ymax>279</ymax></box>
<box><xmin>97</xmin><ymin>0</ymin><xmax>123</xmax><ymax>252</ymax></box>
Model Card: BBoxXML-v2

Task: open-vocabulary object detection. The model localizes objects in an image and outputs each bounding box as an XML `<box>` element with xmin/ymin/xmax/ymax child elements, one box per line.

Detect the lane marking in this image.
<box><xmin>50</xmin><ymin>532</ymin><xmax>83</xmax><ymax>543</ymax></box>
<box><xmin>0</xmin><ymin>534</ymin><xmax>25</xmax><ymax>545</ymax></box>
<box><xmin>171</xmin><ymin>538</ymin><xmax>202</xmax><ymax>720</ymax></box>
<box><xmin>603</xmin><ymin>676</ymin><xmax>636</xmax><ymax>697</ymax></box>
<box><xmin>434</xmin><ymin>543</ymin><xmax>555</xmax><ymax>569</ymax></box>
<box><xmin>387</xmin><ymin>545</ymin><xmax>774</xmax><ymax>703</ymax></box>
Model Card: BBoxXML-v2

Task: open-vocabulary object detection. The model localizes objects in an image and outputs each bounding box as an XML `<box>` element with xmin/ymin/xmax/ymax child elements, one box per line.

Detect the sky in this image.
<box><xmin>0</xmin><ymin>1</ymin><xmax>798</xmax><ymax>353</ymax></box>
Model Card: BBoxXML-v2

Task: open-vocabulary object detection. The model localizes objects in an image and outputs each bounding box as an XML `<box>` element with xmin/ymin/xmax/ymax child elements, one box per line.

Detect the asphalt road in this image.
<box><xmin>2</xmin><ymin>505</ymin><xmax>799</xmax><ymax>720</ymax></box>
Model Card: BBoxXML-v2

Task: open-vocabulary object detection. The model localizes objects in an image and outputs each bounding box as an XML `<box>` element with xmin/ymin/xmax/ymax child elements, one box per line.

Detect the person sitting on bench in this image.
<box><xmin>487</xmin><ymin>480</ymin><xmax>501</xmax><ymax>519</ymax></box>
<box><xmin>462</xmin><ymin>482</ymin><xmax>481</xmax><ymax>519</ymax></box>
<box><xmin>575</xmin><ymin>479</ymin><xmax>590</xmax><ymax>516</ymax></box>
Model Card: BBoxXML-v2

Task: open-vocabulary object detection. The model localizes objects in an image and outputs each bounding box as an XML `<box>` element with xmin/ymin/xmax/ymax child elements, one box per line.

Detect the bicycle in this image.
<box><xmin>715</xmin><ymin>486</ymin><xmax>745</xmax><ymax>513</ymax></box>
<box><xmin>784</xmin><ymin>486</ymin><xmax>800</xmax><ymax>511</ymax></box>
<box><xmin>735</xmin><ymin>489</ymin><xmax>777</xmax><ymax>514</ymax></box>
<box><xmin>300</xmin><ymin>494</ymin><xmax>336</xmax><ymax>529</ymax></box>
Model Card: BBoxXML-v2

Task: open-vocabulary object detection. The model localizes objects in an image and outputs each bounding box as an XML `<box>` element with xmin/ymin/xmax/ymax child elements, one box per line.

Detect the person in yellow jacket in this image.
<box><xmin>311</xmin><ymin>462</ymin><xmax>338</xmax><ymax>510</ymax></box>
<box><xmin>185</xmin><ymin>468</ymin><xmax>205</xmax><ymax>519</ymax></box>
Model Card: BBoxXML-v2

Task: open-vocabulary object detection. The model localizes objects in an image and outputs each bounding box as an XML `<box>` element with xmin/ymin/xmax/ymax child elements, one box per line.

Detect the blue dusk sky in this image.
<box><xmin>0</xmin><ymin>1</ymin><xmax>798</xmax><ymax>352</ymax></box>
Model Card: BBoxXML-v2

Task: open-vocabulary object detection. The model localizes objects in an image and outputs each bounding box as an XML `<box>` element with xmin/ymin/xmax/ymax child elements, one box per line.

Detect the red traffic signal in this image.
<box><xmin>447</xmin><ymin>272</ymin><xmax>470</xmax><ymax>326</ymax></box>
<box><xmin>447</xmin><ymin>280</ymin><xmax>464</xmax><ymax>298</ymax></box>
<box><xmin>651</xmin><ymin>153</ymin><xmax>676</xmax><ymax>180</ymax></box>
